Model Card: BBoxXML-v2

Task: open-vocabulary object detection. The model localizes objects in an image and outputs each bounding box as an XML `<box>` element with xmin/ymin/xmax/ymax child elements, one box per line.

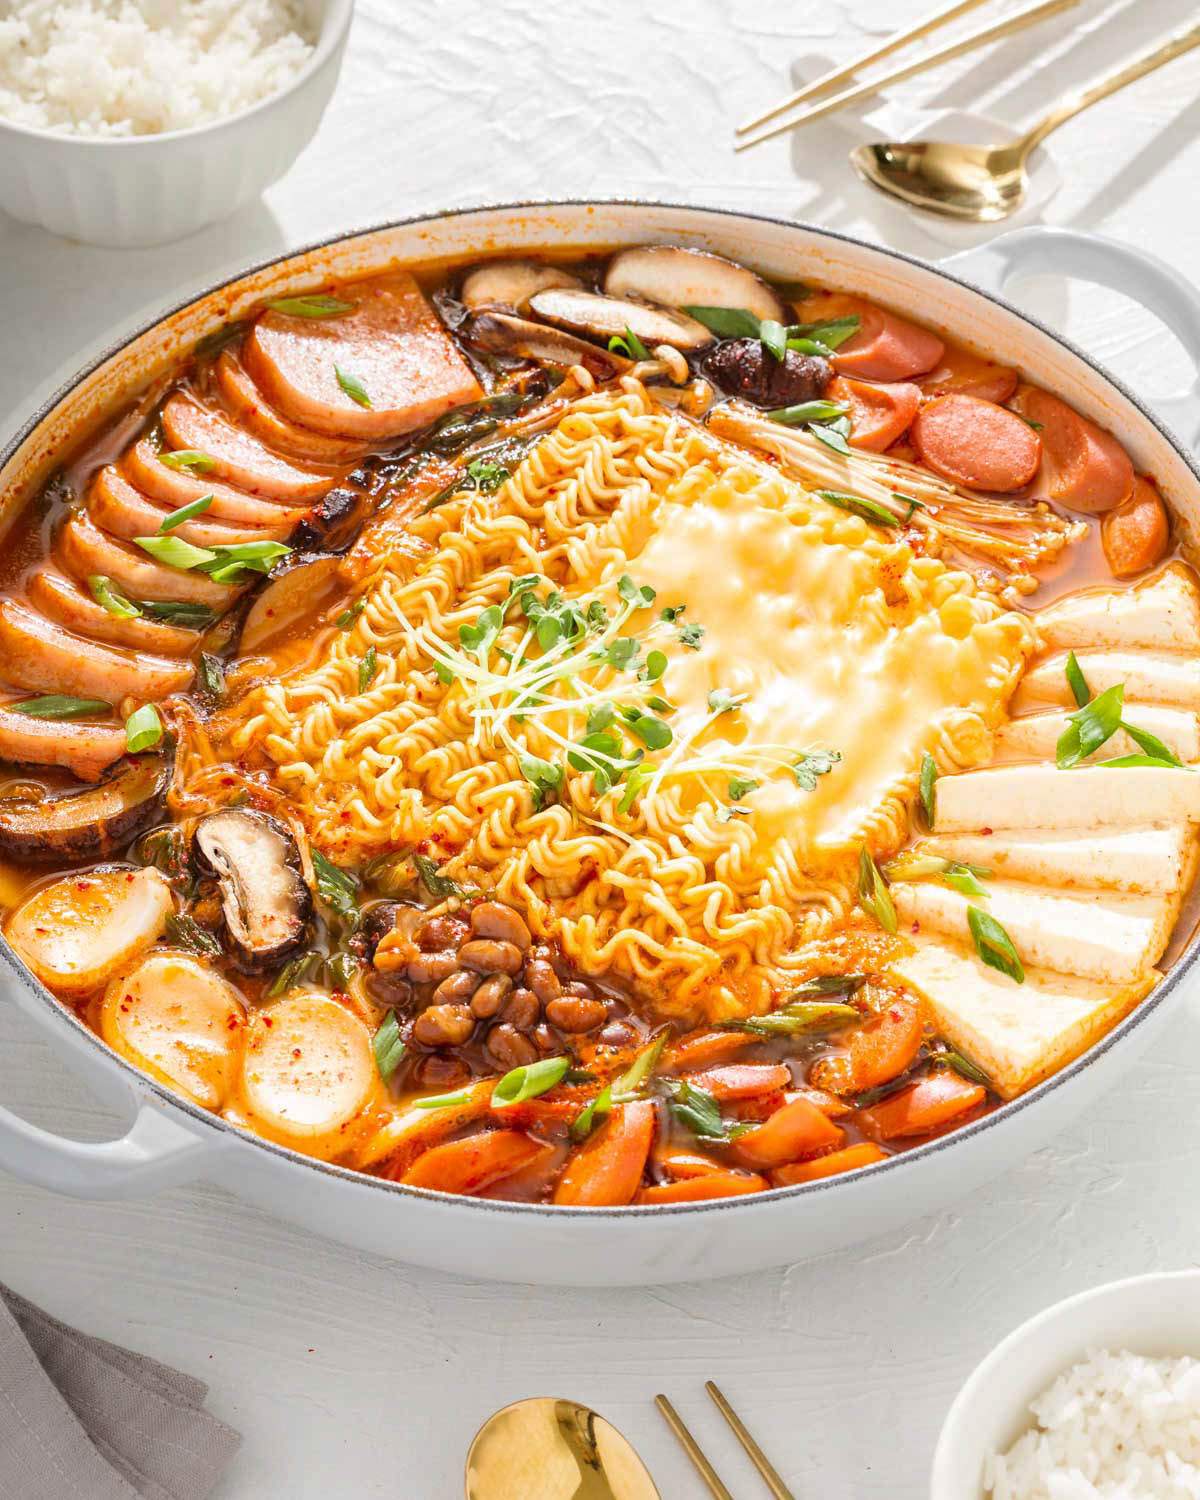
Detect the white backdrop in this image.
<box><xmin>3</xmin><ymin>2</ymin><xmax>1200</xmax><ymax>1495</ymax></box>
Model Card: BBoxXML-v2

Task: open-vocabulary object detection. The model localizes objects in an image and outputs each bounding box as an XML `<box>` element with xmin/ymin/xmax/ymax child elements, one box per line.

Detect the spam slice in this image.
<box><xmin>934</xmin><ymin>764</ymin><xmax>1200</xmax><ymax>831</ymax></box>
<box><xmin>1015</xmin><ymin>649</ymin><xmax>1200</xmax><ymax>713</ymax></box>
<box><xmin>161</xmin><ymin>393</ymin><xmax>340</xmax><ymax>502</ymax></box>
<box><xmin>891</xmin><ymin>877</ymin><xmax>1176</xmax><ymax>985</ymax></box>
<box><xmin>917</xmin><ymin>825</ymin><xmax>1198</xmax><ymax>896</ymax></box>
<box><xmin>892</xmin><ymin>935</ymin><xmax>1154</xmax><ymax>1098</ymax></box>
<box><xmin>994</xmin><ymin>705</ymin><xmax>1200</xmax><ymax>763</ymax></box>
<box><xmin>1036</xmin><ymin>565</ymin><xmax>1200</xmax><ymax>653</ymax></box>
<box><xmin>244</xmin><ymin>272</ymin><xmax>482</xmax><ymax>439</ymax></box>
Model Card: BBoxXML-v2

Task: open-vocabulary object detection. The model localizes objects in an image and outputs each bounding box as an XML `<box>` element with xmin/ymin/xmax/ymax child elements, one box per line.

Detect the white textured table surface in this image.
<box><xmin>4</xmin><ymin>2</ymin><xmax>1200</xmax><ymax>1496</ymax></box>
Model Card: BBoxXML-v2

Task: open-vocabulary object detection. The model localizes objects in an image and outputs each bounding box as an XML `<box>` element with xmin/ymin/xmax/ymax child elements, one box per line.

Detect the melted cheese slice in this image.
<box><xmin>580</xmin><ymin>468</ymin><xmax>1032</xmax><ymax>854</ymax></box>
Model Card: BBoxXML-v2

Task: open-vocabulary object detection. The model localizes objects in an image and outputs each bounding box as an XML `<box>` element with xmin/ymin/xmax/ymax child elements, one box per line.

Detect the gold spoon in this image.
<box><xmin>465</xmin><ymin>1397</ymin><xmax>661</xmax><ymax>1500</ymax></box>
<box><xmin>851</xmin><ymin>20</ymin><xmax>1200</xmax><ymax>222</ymax></box>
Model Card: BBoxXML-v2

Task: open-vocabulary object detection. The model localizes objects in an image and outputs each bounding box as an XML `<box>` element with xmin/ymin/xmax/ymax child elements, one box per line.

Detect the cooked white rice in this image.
<box><xmin>986</xmin><ymin>1349</ymin><xmax>1200</xmax><ymax>1499</ymax></box>
<box><xmin>0</xmin><ymin>0</ymin><xmax>315</xmax><ymax>137</ymax></box>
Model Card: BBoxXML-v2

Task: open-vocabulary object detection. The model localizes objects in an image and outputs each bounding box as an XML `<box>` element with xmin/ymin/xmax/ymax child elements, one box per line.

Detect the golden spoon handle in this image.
<box><xmin>1022</xmin><ymin>21</ymin><xmax>1200</xmax><ymax>154</ymax></box>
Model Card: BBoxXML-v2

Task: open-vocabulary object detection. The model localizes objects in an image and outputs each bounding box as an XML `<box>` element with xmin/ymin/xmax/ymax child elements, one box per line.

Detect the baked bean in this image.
<box><xmin>417</xmin><ymin>1054</ymin><xmax>470</xmax><ymax>1089</ymax></box>
<box><xmin>563</xmin><ymin>981</ymin><xmax>594</xmax><ymax>999</ymax></box>
<box><xmin>524</xmin><ymin>957</ymin><xmax>562</xmax><ymax>1003</ymax></box>
<box><xmin>470</xmin><ymin>973</ymin><xmax>512</xmax><ymax>1018</ymax></box>
<box><xmin>459</xmin><ymin>938</ymin><xmax>523</xmax><ymax>976</ymax></box>
<box><xmin>533</xmin><ymin>1024</ymin><xmax>559</xmax><ymax>1052</ymax></box>
<box><xmin>501</xmin><ymin>987</ymin><xmax>540</xmax><ymax>1030</ymax></box>
<box><xmin>415</xmin><ymin>914</ymin><xmax>468</xmax><ymax>952</ymax></box>
<box><xmin>406</xmin><ymin>950</ymin><xmax>460</xmax><ymax>985</ymax></box>
<box><xmin>413</xmin><ymin>1003</ymin><xmax>475</xmax><ymax>1047</ymax></box>
<box><xmin>487</xmin><ymin>1022</ymin><xmax>539</xmax><ymax>1069</ymax></box>
<box><xmin>432</xmin><ymin>970</ymin><xmax>479</xmax><ymax>1005</ymax></box>
<box><xmin>598</xmin><ymin>1021</ymin><xmax>636</xmax><ymax>1048</ymax></box>
<box><xmin>545</xmin><ymin>996</ymin><xmax>608</xmax><ymax>1033</ymax></box>
<box><xmin>470</xmin><ymin>901</ymin><xmax>531</xmax><ymax>951</ymax></box>
<box><xmin>374</xmin><ymin>927</ymin><xmax>418</xmax><ymax>974</ymax></box>
<box><xmin>364</xmin><ymin>970</ymin><xmax>413</xmax><ymax>1011</ymax></box>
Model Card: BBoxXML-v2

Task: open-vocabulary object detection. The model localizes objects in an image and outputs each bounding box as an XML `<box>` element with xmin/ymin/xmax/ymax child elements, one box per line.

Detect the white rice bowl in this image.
<box><xmin>987</xmin><ymin>1349</ymin><xmax>1200</xmax><ymax>1499</ymax></box>
<box><xmin>0</xmin><ymin>0</ymin><xmax>315</xmax><ymax>137</ymax></box>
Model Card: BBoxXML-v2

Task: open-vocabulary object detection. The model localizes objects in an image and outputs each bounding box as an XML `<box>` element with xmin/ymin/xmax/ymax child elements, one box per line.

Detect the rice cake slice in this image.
<box><xmin>994</xmin><ymin>704</ymin><xmax>1200</xmax><ymax>763</ymax></box>
<box><xmin>933</xmin><ymin>765</ymin><xmax>1200</xmax><ymax>832</ymax></box>
<box><xmin>918</xmin><ymin>825</ymin><xmax>1199</xmax><ymax>895</ymax></box>
<box><xmin>891</xmin><ymin>878</ymin><xmax>1178</xmax><ymax>985</ymax></box>
<box><xmin>1036</xmin><ymin>564</ymin><xmax>1200</xmax><ymax>653</ymax></box>
<box><xmin>892</xmin><ymin>934</ymin><xmax>1155</xmax><ymax>1098</ymax></box>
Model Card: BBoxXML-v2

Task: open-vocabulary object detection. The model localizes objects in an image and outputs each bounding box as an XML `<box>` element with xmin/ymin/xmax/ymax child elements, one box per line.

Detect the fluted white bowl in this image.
<box><xmin>0</xmin><ymin>0</ymin><xmax>353</xmax><ymax>248</ymax></box>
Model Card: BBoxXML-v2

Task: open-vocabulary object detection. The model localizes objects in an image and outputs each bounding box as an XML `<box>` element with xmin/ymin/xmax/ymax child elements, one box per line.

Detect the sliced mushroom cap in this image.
<box><xmin>240</xmin><ymin>553</ymin><xmax>343</xmax><ymax>653</ymax></box>
<box><xmin>193</xmin><ymin>809</ymin><xmax>310</xmax><ymax>969</ymax></box>
<box><xmin>460</xmin><ymin>259</ymin><xmax>583</xmax><ymax>312</ymax></box>
<box><xmin>465</xmin><ymin>311</ymin><xmax>631</xmax><ymax>378</ymax></box>
<box><xmin>0</xmin><ymin>755</ymin><xmax>170</xmax><ymax>863</ymax></box>
<box><xmin>604</xmin><ymin>245</ymin><xmax>790</xmax><ymax>323</ymax></box>
<box><xmin>527</xmin><ymin>288</ymin><xmax>714</xmax><ymax>352</ymax></box>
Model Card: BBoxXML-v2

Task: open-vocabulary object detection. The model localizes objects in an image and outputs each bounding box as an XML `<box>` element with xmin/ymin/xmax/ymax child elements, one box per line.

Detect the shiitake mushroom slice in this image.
<box><xmin>603</xmin><ymin>245</ymin><xmax>791</xmax><ymax>323</ymax></box>
<box><xmin>460</xmin><ymin>259</ymin><xmax>583</xmax><ymax>313</ymax></box>
<box><xmin>0</xmin><ymin>755</ymin><xmax>170</xmax><ymax>862</ymax></box>
<box><xmin>527</xmin><ymin>288</ymin><xmax>714</xmax><ymax>352</ymax></box>
<box><xmin>193</xmin><ymin>808</ymin><xmax>311</xmax><ymax>970</ymax></box>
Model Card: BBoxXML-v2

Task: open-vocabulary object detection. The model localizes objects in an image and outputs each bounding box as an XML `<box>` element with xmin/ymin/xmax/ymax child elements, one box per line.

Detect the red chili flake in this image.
<box><xmin>910</xmin><ymin>921</ymin><xmax>920</xmax><ymax>934</ymax></box>
<box><xmin>221</xmin><ymin>775</ymin><xmax>236</xmax><ymax>786</ymax></box>
<box><xmin>292</xmin><ymin>1048</ymin><xmax>302</xmax><ymax>1060</ymax></box>
<box><xmin>980</xmin><ymin>827</ymin><xmax>993</xmax><ymax>837</ymax></box>
<box><xmin>262</xmin><ymin>1016</ymin><xmax>274</xmax><ymax>1028</ymax></box>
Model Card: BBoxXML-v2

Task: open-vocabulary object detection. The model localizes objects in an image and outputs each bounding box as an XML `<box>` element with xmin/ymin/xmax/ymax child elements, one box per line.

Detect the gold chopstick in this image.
<box><xmin>735</xmin><ymin>0</ymin><xmax>1082</xmax><ymax>153</ymax></box>
<box><xmin>705</xmin><ymin>1382</ymin><xmax>795</xmax><ymax>1500</ymax></box>
<box><xmin>736</xmin><ymin>0</ymin><xmax>993</xmax><ymax>136</ymax></box>
<box><xmin>654</xmin><ymin>1394</ymin><xmax>736</xmax><ymax>1500</ymax></box>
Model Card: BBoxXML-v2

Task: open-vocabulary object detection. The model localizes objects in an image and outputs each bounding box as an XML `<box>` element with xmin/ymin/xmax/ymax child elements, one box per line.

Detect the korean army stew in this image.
<box><xmin>1</xmin><ymin>242</ymin><xmax>1195</xmax><ymax>1206</ymax></box>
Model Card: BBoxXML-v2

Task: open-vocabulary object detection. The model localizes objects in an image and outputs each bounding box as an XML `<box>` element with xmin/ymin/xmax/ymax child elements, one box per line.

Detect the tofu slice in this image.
<box><xmin>918</xmin><ymin>825</ymin><xmax>1198</xmax><ymax>895</ymax></box>
<box><xmin>934</xmin><ymin>764</ymin><xmax>1200</xmax><ymax>831</ymax></box>
<box><xmin>1036</xmin><ymin>564</ymin><xmax>1200</xmax><ymax>653</ymax></box>
<box><xmin>891</xmin><ymin>877</ymin><xmax>1176</xmax><ymax>985</ymax></box>
<box><xmin>994</xmin><ymin>705</ymin><xmax>1200</xmax><ymax>762</ymax></box>
<box><xmin>892</xmin><ymin>935</ymin><xmax>1155</xmax><ymax>1098</ymax></box>
<box><xmin>1015</xmin><ymin>649</ymin><xmax>1200</xmax><ymax>712</ymax></box>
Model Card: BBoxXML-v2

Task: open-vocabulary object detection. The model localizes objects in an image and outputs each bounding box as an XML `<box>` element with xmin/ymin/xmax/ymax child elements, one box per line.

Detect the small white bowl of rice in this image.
<box><xmin>0</xmin><ymin>0</ymin><xmax>353</xmax><ymax>247</ymax></box>
<box><xmin>933</xmin><ymin>1271</ymin><xmax>1200</xmax><ymax>1500</ymax></box>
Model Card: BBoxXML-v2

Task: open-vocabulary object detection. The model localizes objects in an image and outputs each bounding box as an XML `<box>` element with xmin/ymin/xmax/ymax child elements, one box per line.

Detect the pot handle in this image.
<box><xmin>943</xmin><ymin>227</ymin><xmax>1200</xmax><ymax>451</ymax></box>
<box><xmin>0</xmin><ymin>1095</ymin><xmax>219</xmax><ymax>1199</ymax></box>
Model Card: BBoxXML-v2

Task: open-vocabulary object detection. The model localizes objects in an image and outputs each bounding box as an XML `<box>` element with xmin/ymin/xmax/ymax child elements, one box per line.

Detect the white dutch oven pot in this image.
<box><xmin>2</xmin><ymin>204</ymin><xmax>1199</xmax><ymax>1286</ymax></box>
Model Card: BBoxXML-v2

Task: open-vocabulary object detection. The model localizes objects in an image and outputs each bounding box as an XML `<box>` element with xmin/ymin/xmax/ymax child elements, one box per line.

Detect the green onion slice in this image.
<box><xmin>7</xmin><ymin>695</ymin><xmax>110</xmax><ymax>720</ymax></box>
<box><xmin>491</xmin><ymin>1055</ymin><xmax>570</xmax><ymax>1108</ymax></box>
<box><xmin>125</xmin><ymin>703</ymin><xmax>163</xmax><ymax>752</ymax></box>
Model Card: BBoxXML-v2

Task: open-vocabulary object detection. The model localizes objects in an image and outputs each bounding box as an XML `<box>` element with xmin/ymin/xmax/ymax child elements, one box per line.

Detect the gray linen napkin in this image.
<box><xmin>0</xmin><ymin>1284</ymin><xmax>241</xmax><ymax>1500</ymax></box>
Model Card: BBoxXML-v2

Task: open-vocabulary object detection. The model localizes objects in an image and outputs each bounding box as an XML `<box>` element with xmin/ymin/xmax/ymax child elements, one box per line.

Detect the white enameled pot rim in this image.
<box><xmin>3</xmin><ymin>199</ymin><xmax>1199</xmax><ymax>1220</ymax></box>
<box><xmin>0</xmin><ymin>0</ymin><xmax>355</xmax><ymax>150</ymax></box>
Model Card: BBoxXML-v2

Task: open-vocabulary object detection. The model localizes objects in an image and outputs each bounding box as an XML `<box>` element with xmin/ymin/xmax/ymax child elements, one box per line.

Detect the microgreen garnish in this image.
<box><xmin>87</xmin><ymin>574</ymin><xmax>140</xmax><ymax>619</ymax></box>
<box><xmin>638</xmin><ymin>650</ymin><xmax>667</xmax><ymax>683</ymax></box>
<box><xmin>358</xmin><ymin>645</ymin><xmax>378</xmax><ymax>693</ymax></box>
<box><xmin>569</xmin><ymin>1083</ymin><xmax>613</xmax><ymax>1143</ymax></box>
<box><xmin>268</xmin><ymin>294</ymin><xmax>354</xmax><ymax>318</ymax></box>
<box><xmin>716</xmin><ymin>804</ymin><xmax>750</xmax><ymax>822</ymax></box>
<box><xmin>818</xmin><ymin>489</ymin><xmax>900</xmax><ymax>528</ymax></box>
<box><xmin>857</xmin><ymin>846</ymin><xmax>897</xmax><ymax>934</ymax></box>
<box><xmin>792</xmin><ymin>749</ymin><xmax>840</xmax><ymax>790</ymax></box>
<box><xmin>728</xmin><ymin>776</ymin><xmax>759</xmax><ymax>800</ymax></box>
<box><xmin>608</xmin><ymin>326</ymin><xmax>651</xmax><ymax>360</ymax></box>
<box><xmin>156</xmin><ymin>495</ymin><xmax>213</xmax><ymax>533</ymax></box>
<box><xmin>164</xmin><ymin>912</ymin><xmax>222</xmax><ymax>957</ymax></box>
<box><xmin>919</xmin><ymin>751</ymin><xmax>938</xmax><ymax>827</ymax></box>
<box><xmin>311</xmin><ymin>849</ymin><xmax>360</xmax><ymax>926</ymax></box>
<box><xmin>967</xmin><ymin>906</ymin><xmax>1024</xmax><ymax>984</ymax></box>
<box><xmin>125</xmin><ymin>704</ymin><xmax>163</xmax><ymax>753</ymax></box>
<box><xmin>660</xmin><ymin>604</ymin><xmax>686</xmax><ymax>623</ymax></box>
<box><xmin>464</xmin><ymin>457</ymin><xmax>511</xmax><ymax>492</ymax></box>
<box><xmin>159</xmin><ymin>450</ymin><xmax>216</xmax><ymax>474</ymax></box>
<box><xmin>372</xmin><ymin>1011</ymin><xmax>406</xmax><ymax>1082</ymax></box>
<box><xmin>492</xmin><ymin>1055</ymin><xmax>570</xmax><ymax>1107</ymax></box>
<box><xmin>708</xmin><ymin>689</ymin><xmax>744</xmax><ymax>716</ymax></box>
<box><xmin>519</xmin><ymin>751</ymin><xmax>564</xmax><ymax>810</ymax></box>
<box><xmin>335</xmin><ymin>365</ymin><xmax>372</xmax><ymax>408</ymax></box>
<box><xmin>678</xmin><ymin>622</ymin><xmax>705</xmax><ymax>649</ymax></box>
<box><xmin>622</xmin><ymin>707</ymin><xmax>673</xmax><ymax>750</ymax></box>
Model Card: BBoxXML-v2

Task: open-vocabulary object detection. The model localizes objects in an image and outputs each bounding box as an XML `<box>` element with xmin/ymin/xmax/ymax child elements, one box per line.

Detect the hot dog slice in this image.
<box><xmin>0</xmin><ymin>703</ymin><xmax>126</xmax><ymax>782</ymax></box>
<box><xmin>215</xmin><ymin>353</ymin><xmax>369</xmax><ymax>464</ymax></box>
<box><xmin>162</xmin><ymin>393</ymin><xmax>339</xmax><ymax>502</ymax></box>
<box><xmin>1013</xmin><ymin>385</ymin><xmax>1134</xmax><ymax>514</ymax></box>
<box><xmin>1102</xmin><ymin>476</ymin><xmax>1170</xmax><ymax>578</ymax></box>
<box><xmin>29</xmin><ymin>571</ymin><xmax>199</xmax><ymax>658</ymax></box>
<box><xmin>919</xmin><ymin>350</ymin><xmax>1018</xmax><ymax>404</ymax></box>
<box><xmin>833</xmin><ymin>305</ymin><xmax>944</xmax><ymax>382</ymax></box>
<box><xmin>830</xmin><ymin>376</ymin><xmax>921</xmax><ymax>452</ymax></box>
<box><xmin>912</xmin><ymin>393</ymin><xmax>1042</xmax><ymax>492</ymax></box>
<box><xmin>244</xmin><ymin>272</ymin><xmax>482</xmax><ymax>440</ymax></box>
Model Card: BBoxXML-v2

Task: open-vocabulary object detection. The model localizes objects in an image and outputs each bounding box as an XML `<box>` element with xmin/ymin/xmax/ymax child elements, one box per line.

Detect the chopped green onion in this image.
<box><xmin>412</xmin><ymin>1089</ymin><xmax>473</xmax><ymax>1111</ymax></box>
<box><xmin>681</xmin><ymin>306</ymin><xmax>763</xmax><ymax>339</ymax></box>
<box><xmin>156</xmin><ymin>495</ymin><xmax>214</xmax><ymax>533</ymax></box>
<box><xmin>139</xmin><ymin>599</ymin><xmax>215</xmax><ymax>628</ymax></box>
<box><xmin>723</xmin><ymin>1002</ymin><xmax>860</xmax><ymax>1037</ymax></box>
<box><xmin>336</xmin><ymin>599</ymin><xmax>365</xmax><ymax>630</ymax></box>
<box><xmin>311</xmin><ymin>848</ymin><xmax>360</xmax><ymax>926</ymax></box>
<box><xmin>967</xmin><ymin>906</ymin><xmax>1024</xmax><ymax>984</ymax></box>
<box><xmin>1065</xmin><ymin>650</ymin><xmax>1091</xmax><ymax>709</ymax></box>
<box><xmin>197</xmin><ymin>653</ymin><xmax>225</xmax><ymax>699</ymax></box>
<box><xmin>810</xmin><ymin>422</ymin><xmax>854</xmax><ymax>457</ymax></box>
<box><xmin>665</xmin><ymin>1078</ymin><xmax>725</xmax><ymax>1138</ymax></box>
<box><xmin>5</xmin><ymin>694</ymin><xmax>111</xmax><ymax>720</ymax></box>
<box><xmin>134</xmin><ymin>534</ymin><xmax>215</xmax><ymax>571</ymax></box>
<box><xmin>766</xmin><ymin>399</ymin><xmax>850</xmax><ymax>427</ymax></box>
<box><xmin>611</xmin><ymin>1032</ymin><xmax>668</xmax><ymax>1101</ymax></box>
<box><xmin>358</xmin><ymin>645</ymin><xmax>378</xmax><ymax>693</ymax></box>
<box><xmin>759</xmin><ymin>318</ymin><xmax>788</xmax><ymax>361</ymax></box>
<box><xmin>570</xmin><ymin>1083</ymin><xmax>613</xmax><ymax>1143</ymax></box>
<box><xmin>269</xmin><ymin>294</ymin><xmax>354</xmax><ymax>318</ymax></box>
<box><xmin>125</xmin><ymin>703</ymin><xmax>163</xmax><ymax>753</ymax></box>
<box><xmin>857</xmin><ymin>845</ymin><xmax>897</xmax><ymax>934</ymax></box>
<box><xmin>335</xmin><ymin>365</ymin><xmax>372</xmax><ymax>408</ymax></box>
<box><xmin>372</xmin><ymin>1011</ymin><xmax>407</xmax><ymax>1082</ymax></box>
<box><xmin>790</xmin><ymin>974</ymin><xmax>868</xmax><ymax>998</ymax></box>
<box><xmin>164</xmin><ymin>912</ymin><xmax>222</xmax><ymax>957</ymax></box>
<box><xmin>930</xmin><ymin>1048</ymin><xmax>991</xmax><ymax>1087</ymax></box>
<box><xmin>492</xmin><ymin>1055</ymin><xmax>570</xmax><ymax>1107</ymax></box>
<box><xmin>818</xmin><ymin>489</ymin><xmax>899</xmax><ymax>528</ymax></box>
<box><xmin>411</xmin><ymin>853</ymin><xmax>476</xmax><ymax>902</ymax></box>
<box><xmin>1056</xmin><ymin>683</ymin><xmax>1125</xmax><ymax>768</ymax></box>
<box><xmin>608</xmin><ymin>326</ymin><xmax>651</xmax><ymax>360</ymax></box>
<box><xmin>87</xmin><ymin>575</ymin><xmax>141</xmax><ymax>619</ymax></box>
<box><xmin>158</xmin><ymin>450</ymin><xmax>216</xmax><ymax>474</ymax></box>
<box><xmin>919</xmin><ymin>751</ymin><xmax>938</xmax><ymax>827</ymax></box>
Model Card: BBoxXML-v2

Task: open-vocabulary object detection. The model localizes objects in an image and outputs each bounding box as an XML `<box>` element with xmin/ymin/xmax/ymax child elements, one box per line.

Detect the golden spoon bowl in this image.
<box><xmin>465</xmin><ymin>1397</ymin><xmax>660</xmax><ymax>1500</ymax></box>
<box><xmin>851</xmin><ymin>140</ymin><xmax>1031</xmax><ymax>222</ymax></box>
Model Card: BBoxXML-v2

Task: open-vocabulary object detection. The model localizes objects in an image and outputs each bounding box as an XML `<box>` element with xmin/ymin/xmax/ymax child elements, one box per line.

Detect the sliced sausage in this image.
<box><xmin>0</xmin><ymin>600</ymin><xmax>193</xmax><ymax>702</ymax></box>
<box><xmin>89</xmin><ymin>466</ymin><xmax>290</xmax><ymax>547</ymax></box>
<box><xmin>243</xmin><ymin>271</ymin><xmax>482</xmax><ymax>439</ymax></box>
<box><xmin>1012</xmin><ymin>384</ymin><xmax>1133</xmax><ymax>513</ymax></box>
<box><xmin>214</xmin><ymin>353</ymin><xmax>369</xmax><ymax>464</ymax></box>
<box><xmin>162</xmin><ymin>393</ymin><xmax>340</xmax><ymax>502</ymax></box>
<box><xmin>57</xmin><ymin>512</ymin><xmax>239</xmax><ymax>608</ymax></box>
<box><xmin>122</xmin><ymin>438</ymin><xmax>306</xmax><ymax>528</ymax></box>
<box><xmin>911</xmin><ymin>393</ymin><xmax>1042</xmax><ymax>492</ymax></box>
<box><xmin>28</xmin><ymin>570</ymin><xmax>199</xmax><ymax>657</ymax></box>
<box><xmin>833</xmin><ymin>305</ymin><xmax>945</xmax><ymax>382</ymax></box>
<box><xmin>919</xmin><ymin>350</ymin><xmax>1018</xmax><ymax>404</ymax></box>
<box><xmin>1101</xmin><ymin>476</ymin><xmax>1170</xmax><ymax>578</ymax></box>
<box><xmin>829</xmin><ymin>375</ymin><xmax>920</xmax><ymax>453</ymax></box>
<box><xmin>0</xmin><ymin>703</ymin><xmax>125</xmax><ymax>781</ymax></box>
